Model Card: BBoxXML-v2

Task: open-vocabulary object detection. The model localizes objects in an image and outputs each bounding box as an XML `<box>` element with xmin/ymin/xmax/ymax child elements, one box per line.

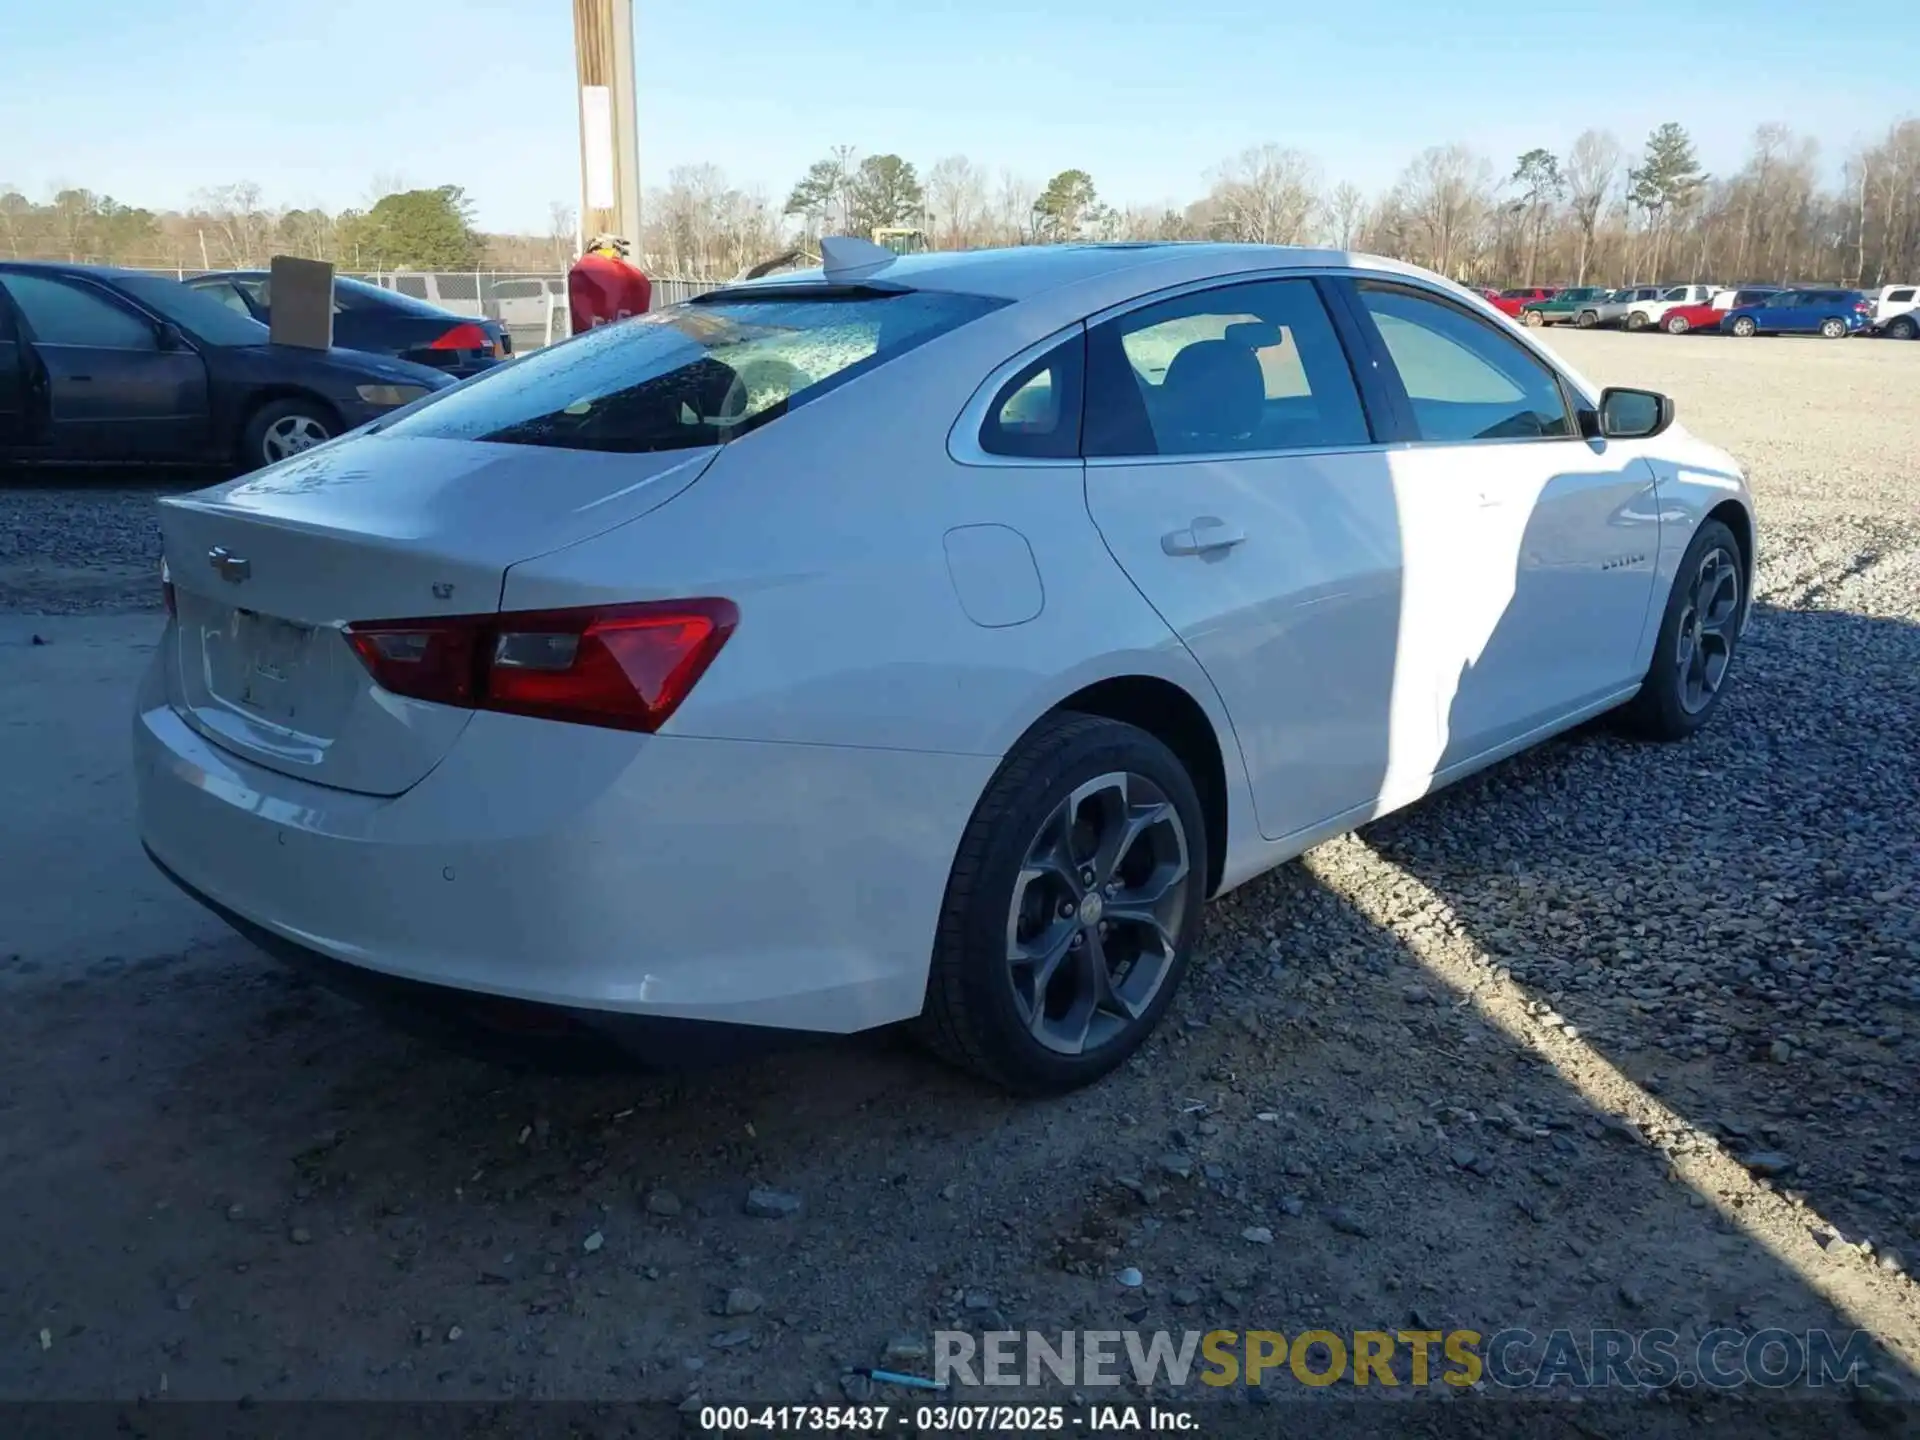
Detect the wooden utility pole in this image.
<box><xmin>573</xmin><ymin>0</ymin><xmax>641</xmax><ymax>253</ymax></box>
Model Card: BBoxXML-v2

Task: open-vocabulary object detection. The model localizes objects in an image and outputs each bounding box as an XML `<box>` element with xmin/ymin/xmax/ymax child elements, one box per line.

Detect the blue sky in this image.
<box><xmin>2</xmin><ymin>0</ymin><xmax>1913</xmax><ymax>232</ymax></box>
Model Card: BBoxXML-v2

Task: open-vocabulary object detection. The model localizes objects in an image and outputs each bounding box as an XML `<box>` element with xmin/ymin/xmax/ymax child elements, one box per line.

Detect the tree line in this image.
<box><xmin>6</xmin><ymin>116</ymin><xmax>1918</xmax><ymax>286</ymax></box>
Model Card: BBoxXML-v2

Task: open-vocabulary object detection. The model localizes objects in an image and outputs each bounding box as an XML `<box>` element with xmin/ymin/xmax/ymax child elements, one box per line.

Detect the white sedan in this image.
<box><xmin>135</xmin><ymin>239</ymin><xmax>1756</xmax><ymax>1094</ymax></box>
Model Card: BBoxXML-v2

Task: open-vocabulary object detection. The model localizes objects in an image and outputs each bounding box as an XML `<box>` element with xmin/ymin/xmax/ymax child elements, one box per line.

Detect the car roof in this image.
<box><xmin>717</xmin><ymin>241</ymin><xmax>1437</xmax><ymax>302</ymax></box>
<box><xmin>0</xmin><ymin>259</ymin><xmax>148</xmax><ymax>281</ymax></box>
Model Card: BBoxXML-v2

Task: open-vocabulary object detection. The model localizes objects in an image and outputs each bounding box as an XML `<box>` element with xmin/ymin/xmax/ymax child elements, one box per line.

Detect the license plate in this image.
<box><xmin>234</xmin><ymin>614</ymin><xmax>311</xmax><ymax>721</ymax></box>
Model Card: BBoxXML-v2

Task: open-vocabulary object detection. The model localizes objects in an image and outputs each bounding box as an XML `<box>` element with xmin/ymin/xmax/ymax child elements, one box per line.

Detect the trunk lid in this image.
<box><xmin>159</xmin><ymin>432</ymin><xmax>716</xmax><ymax>796</ymax></box>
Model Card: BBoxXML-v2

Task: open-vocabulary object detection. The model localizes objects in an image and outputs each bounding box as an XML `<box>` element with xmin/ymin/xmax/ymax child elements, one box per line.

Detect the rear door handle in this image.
<box><xmin>1161</xmin><ymin>516</ymin><xmax>1247</xmax><ymax>556</ymax></box>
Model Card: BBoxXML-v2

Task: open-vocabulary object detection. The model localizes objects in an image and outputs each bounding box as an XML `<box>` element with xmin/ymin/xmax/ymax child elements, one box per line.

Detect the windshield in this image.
<box><xmin>379</xmin><ymin>288</ymin><xmax>1005</xmax><ymax>454</ymax></box>
<box><xmin>115</xmin><ymin>273</ymin><xmax>270</xmax><ymax>346</ymax></box>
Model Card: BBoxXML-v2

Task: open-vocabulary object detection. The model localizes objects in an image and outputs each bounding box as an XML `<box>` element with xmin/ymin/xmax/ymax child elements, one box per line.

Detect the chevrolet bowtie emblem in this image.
<box><xmin>208</xmin><ymin>547</ymin><xmax>252</xmax><ymax>583</ymax></box>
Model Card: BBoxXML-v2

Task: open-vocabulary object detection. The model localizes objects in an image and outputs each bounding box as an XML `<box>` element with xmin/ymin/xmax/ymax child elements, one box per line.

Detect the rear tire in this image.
<box><xmin>916</xmin><ymin>712</ymin><xmax>1208</xmax><ymax>1095</ymax></box>
<box><xmin>1665</xmin><ymin>314</ymin><xmax>1691</xmax><ymax>335</ymax></box>
<box><xmin>1618</xmin><ymin>519</ymin><xmax>1745</xmax><ymax>742</ymax></box>
<box><xmin>1729</xmin><ymin>316</ymin><xmax>1757</xmax><ymax>337</ymax></box>
<box><xmin>1624</xmin><ymin>311</ymin><xmax>1650</xmax><ymax>332</ymax></box>
<box><xmin>1575</xmin><ymin>310</ymin><xmax>1598</xmax><ymax>329</ymax></box>
<box><xmin>1819</xmin><ymin>317</ymin><xmax>1847</xmax><ymax>339</ymax></box>
<box><xmin>1523</xmin><ymin>310</ymin><xmax>1545</xmax><ymax>327</ymax></box>
<box><xmin>239</xmin><ymin>397</ymin><xmax>338</xmax><ymax>473</ymax></box>
<box><xmin>1888</xmin><ymin>315</ymin><xmax>1917</xmax><ymax>340</ymax></box>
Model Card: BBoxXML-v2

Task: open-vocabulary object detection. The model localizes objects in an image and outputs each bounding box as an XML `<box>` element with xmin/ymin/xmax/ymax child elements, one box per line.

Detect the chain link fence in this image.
<box><xmin>123</xmin><ymin>267</ymin><xmax>724</xmax><ymax>353</ymax></box>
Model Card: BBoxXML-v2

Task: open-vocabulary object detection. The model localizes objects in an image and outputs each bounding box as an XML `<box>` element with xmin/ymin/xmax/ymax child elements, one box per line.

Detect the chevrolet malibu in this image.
<box><xmin>135</xmin><ymin>240</ymin><xmax>1757</xmax><ymax>1095</ymax></box>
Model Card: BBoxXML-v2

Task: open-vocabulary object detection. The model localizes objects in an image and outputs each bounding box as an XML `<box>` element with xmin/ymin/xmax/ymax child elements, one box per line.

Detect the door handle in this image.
<box><xmin>1161</xmin><ymin>516</ymin><xmax>1247</xmax><ymax>556</ymax></box>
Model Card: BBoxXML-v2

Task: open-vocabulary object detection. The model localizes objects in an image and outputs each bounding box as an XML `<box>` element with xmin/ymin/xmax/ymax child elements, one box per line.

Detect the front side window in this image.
<box><xmin>978</xmin><ymin>332</ymin><xmax>1084</xmax><ymax>460</ymax></box>
<box><xmin>1083</xmin><ymin>278</ymin><xmax>1370</xmax><ymax>458</ymax></box>
<box><xmin>1</xmin><ymin>274</ymin><xmax>157</xmax><ymax>349</ymax></box>
<box><xmin>1355</xmin><ymin>283</ymin><xmax>1574</xmax><ymax>443</ymax></box>
<box><xmin>381</xmin><ymin>288</ymin><xmax>1004</xmax><ymax>454</ymax></box>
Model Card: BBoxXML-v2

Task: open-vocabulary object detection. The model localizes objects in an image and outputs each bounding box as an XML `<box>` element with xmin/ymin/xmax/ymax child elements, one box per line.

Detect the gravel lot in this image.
<box><xmin>2</xmin><ymin>331</ymin><xmax>1917</xmax><ymax>1432</ymax></box>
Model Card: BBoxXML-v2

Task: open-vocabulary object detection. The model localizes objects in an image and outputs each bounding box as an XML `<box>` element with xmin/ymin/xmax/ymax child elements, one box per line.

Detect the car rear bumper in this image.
<box><xmin>134</xmin><ymin>647</ymin><xmax>996</xmax><ymax>1038</ymax></box>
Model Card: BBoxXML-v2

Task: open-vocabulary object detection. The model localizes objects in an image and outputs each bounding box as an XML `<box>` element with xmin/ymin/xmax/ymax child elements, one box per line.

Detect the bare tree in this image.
<box><xmin>1200</xmin><ymin>144</ymin><xmax>1322</xmax><ymax>245</ymax></box>
<box><xmin>547</xmin><ymin>201</ymin><xmax>577</xmax><ymax>266</ymax></box>
<box><xmin>993</xmin><ymin>170</ymin><xmax>1039</xmax><ymax>246</ymax></box>
<box><xmin>193</xmin><ymin>182</ymin><xmax>276</xmax><ymax>267</ymax></box>
<box><xmin>1396</xmin><ymin>144</ymin><xmax>1493</xmax><ymax>276</ymax></box>
<box><xmin>925</xmin><ymin>155</ymin><xmax>989</xmax><ymax>249</ymax></box>
<box><xmin>1324</xmin><ymin>182</ymin><xmax>1366</xmax><ymax>249</ymax></box>
<box><xmin>1564</xmin><ymin>129</ymin><xmax>1622</xmax><ymax>283</ymax></box>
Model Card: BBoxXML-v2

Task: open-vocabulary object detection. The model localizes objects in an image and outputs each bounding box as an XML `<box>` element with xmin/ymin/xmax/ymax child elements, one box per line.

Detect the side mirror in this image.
<box><xmin>1595</xmin><ymin>386</ymin><xmax>1673</xmax><ymax>440</ymax></box>
<box><xmin>155</xmin><ymin>321</ymin><xmax>188</xmax><ymax>351</ymax></box>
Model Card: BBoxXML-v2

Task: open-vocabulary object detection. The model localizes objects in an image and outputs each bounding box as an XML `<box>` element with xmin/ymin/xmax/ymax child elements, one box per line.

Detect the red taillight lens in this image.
<box><xmin>429</xmin><ymin>322</ymin><xmax>492</xmax><ymax>351</ymax></box>
<box><xmin>344</xmin><ymin>599</ymin><xmax>737</xmax><ymax>733</ymax></box>
<box><xmin>161</xmin><ymin>557</ymin><xmax>176</xmax><ymax>617</ymax></box>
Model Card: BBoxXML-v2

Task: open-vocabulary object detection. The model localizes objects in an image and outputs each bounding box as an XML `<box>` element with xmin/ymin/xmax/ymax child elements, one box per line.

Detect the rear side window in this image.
<box><xmin>1889</xmin><ymin>288</ymin><xmax>1916</xmax><ymax>303</ymax></box>
<box><xmin>381</xmin><ymin>288</ymin><xmax>1004</xmax><ymax>454</ymax></box>
<box><xmin>979</xmin><ymin>333</ymin><xmax>1084</xmax><ymax>460</ymax></box>
<box><xmin>1084</xmin><ymin>278</ymin><xmax>1371</xmax><ymax>457</ymax></box>
<box><xmin>1354</xmin><ymin>283</ymin><xmax>1574</xmax><ymax>442</ymax></box>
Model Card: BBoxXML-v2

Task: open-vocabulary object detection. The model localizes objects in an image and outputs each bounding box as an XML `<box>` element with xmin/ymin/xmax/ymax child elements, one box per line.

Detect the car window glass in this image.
<box><xmin>1</xmin><ymin>274</ymin><xmax>157</xmax><ymax>349</ymax></box>
<box><xmin>979</xmin><ymin>334</ymin><xmax>1084</xmax><ymax>460</ymax></box>
<box><xmin>382</xmin><ymin>289</ymin><xmax>1003</xmax><ymax>455</ymax></box>
<box><xmin>1890</xmin><ymin>288</ymin><xmax>1915</xmax><ymax>303</ymax></box>
<box><xmin>1356</xmin><ymin>284</ymin><xmax>1573</xmax><ymax>443</ymax></box>
<box><xmin>1083</xmin><ymin>278</ymin><xmax>1370</xmax><ymax>458</ymax></box>
<box><xmin>198</xmin><ymin>281</ymin><xmax>253</xmax><ymax>317</ymax></box>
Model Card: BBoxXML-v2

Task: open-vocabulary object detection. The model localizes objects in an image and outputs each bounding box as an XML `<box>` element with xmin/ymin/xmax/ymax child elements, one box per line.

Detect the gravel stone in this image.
<box><xmin>743</xmin><ymin>1188</ymin><xmax>803</xmax><ymax>1219</ymax></box>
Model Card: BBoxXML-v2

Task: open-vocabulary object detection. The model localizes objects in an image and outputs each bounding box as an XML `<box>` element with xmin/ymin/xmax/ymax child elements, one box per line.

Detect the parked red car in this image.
<box><xmin>1458</xmin><ymin>283</ymin><xmax>1501</xmax><ymax>302</ymax></box>
<box><xmin>1490</xmin><ymin>286</ymin><xmax>1556</xmax><ymax>317</ymax></box>
<box><xmin>1659</xmin><ymin>286</ymin><xmax>1783</xmax><ymax>334</ymax></box>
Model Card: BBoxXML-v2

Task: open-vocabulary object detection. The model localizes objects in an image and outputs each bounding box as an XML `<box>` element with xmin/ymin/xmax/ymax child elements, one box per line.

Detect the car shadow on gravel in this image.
<box><xmin>1322</xmin><ymin>597</ymin><xmax>1920</xmax><ymax>1404</ymax></box>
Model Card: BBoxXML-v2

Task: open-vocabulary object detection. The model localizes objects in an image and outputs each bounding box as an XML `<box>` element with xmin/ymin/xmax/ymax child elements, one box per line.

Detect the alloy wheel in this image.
<box><xmin>263</xmin><ymin>414</ymin><xmax>331</xmax><ymax>462</ymax></box>
<box><xmin>1675</xmin><ymin>546</ymin><xmax>1741</xmax><ymax>715</ymax></box>
<box><xmin>1005</xmin><ymin>770</ymin><xmax>1190</xmax><ymax>1056</ymax></box>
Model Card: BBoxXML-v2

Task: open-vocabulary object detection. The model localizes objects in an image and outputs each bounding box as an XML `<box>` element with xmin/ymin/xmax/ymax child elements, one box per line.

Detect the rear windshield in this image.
<box><xmin>379</xmin><ymin>288</ymin><xmax>1004</xmax><ymax>453</ymax></box>
<box><xmin>336</xmin><ymin>275</ymin><xmax>453</xmax><ymax>316</ymax></box>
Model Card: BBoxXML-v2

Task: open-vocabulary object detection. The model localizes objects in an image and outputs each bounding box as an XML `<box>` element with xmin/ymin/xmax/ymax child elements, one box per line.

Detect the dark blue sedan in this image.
<box><xmin>184</xmin><ymin>271</ymin><xmax>510</xmax><ymax>379</ymax></box>
<box><xmin>0</xmin><ymin>262</ymin><xmax>455</xmax><ymax>472</ymax></box>
<box><xmin>1722</xmin><ymin>288</ymin><xmax>1875</xmax><ymax>338</ymax></box>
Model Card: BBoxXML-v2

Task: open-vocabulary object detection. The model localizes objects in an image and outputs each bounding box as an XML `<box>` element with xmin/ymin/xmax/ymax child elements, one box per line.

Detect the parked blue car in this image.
<box><xmin>1723</xmin><ymin>288</ymin><xmax>1874</xmax><ymax>338</ymax></box>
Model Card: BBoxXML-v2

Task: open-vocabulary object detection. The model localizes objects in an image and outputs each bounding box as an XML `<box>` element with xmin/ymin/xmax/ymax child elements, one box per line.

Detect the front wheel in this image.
<box><xmin>1888</xmin><ymin>315</ymin><xmax>1918</xmax><ymax>340</ymax></box>
<box><xmin>1523</xmin><ymin>310</ymin><xmax>1545</xmax><ymax>327</ymax></box>
<box><xmin>1575</xmin><ymin>310</ymin><xmax>1598</xmax><ymax>329</ymax></box>
<box><xmin>1819</xmin><ymin>317</ymin><xmax>1848</xmax><ymax>339</ymax></box>
<box><xmin>1729</xmin><ymin>316</ymin><xmax>1757</xmax><ymax>337</ymax></box>
<box><xmin>1624</xmin><ymin>311</ymin><xmax>1650</xmax><ymax>332</ymax></box>
<box><xmin>1665</xmin><ymin>314</ymin><xmax>1691</xmax><ymax>335</ymax></box>
<box><xmin>917</xmin><ymin>713</ymin><xmax>1207</xmax><ymax>1095</ymax></box>
<box><xmin>1619</xmin><ymin>519</ymin><xmax>1745</xmax><ymax>741</ymax></box>
<box><xmin>240</xmin><ymin>398</ymin><xmax>337</xmax><ymax>471</ymax></box>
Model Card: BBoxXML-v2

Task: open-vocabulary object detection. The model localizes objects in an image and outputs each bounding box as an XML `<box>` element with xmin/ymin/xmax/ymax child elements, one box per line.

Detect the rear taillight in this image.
<box><xmin>161</xmin><ymin>557</ymin><xmax>176</xmax><ymax>617</ymax></box>
<box><xmin>429</xmin><ymin>322</ymin><xmax>492</xmax><ymax>351</ymax></box>
<box><xmin>344</xmin><ymin>599</ymin><xmax>737</xmax><ymax>733</ymax></box>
